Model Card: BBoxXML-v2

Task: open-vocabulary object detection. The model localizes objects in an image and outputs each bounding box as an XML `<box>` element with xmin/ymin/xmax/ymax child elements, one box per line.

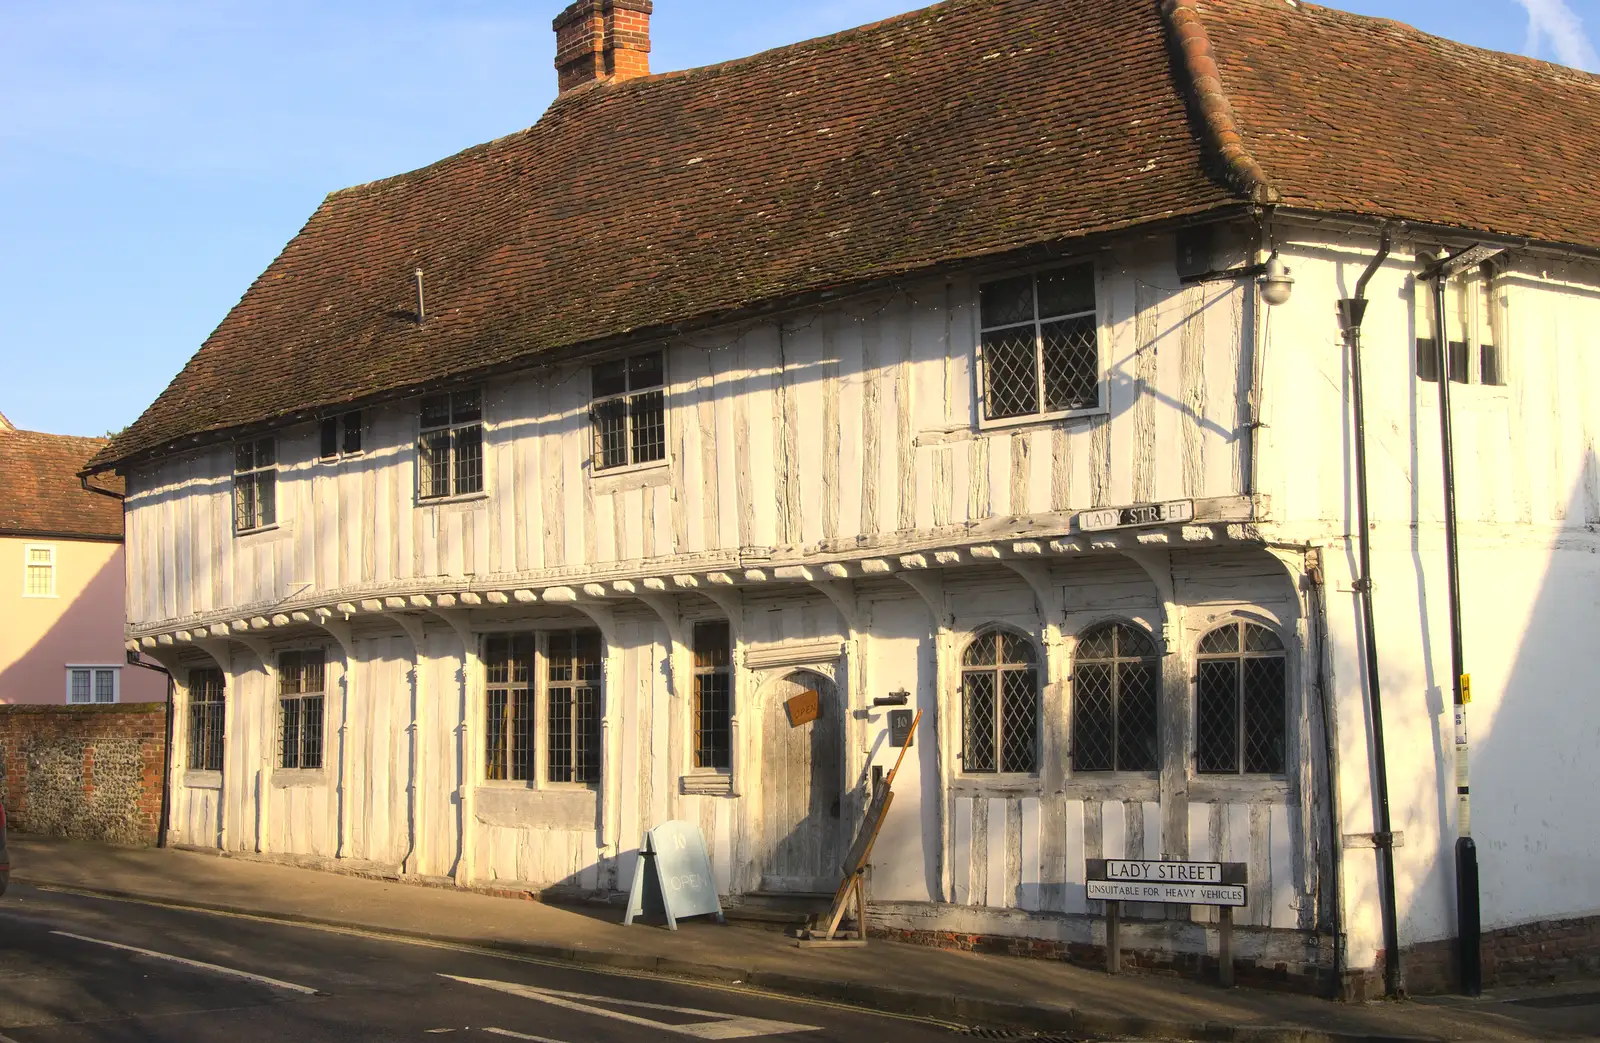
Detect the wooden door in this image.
<box><xmin>758</xmin><ymin>672</ymin><xmax>844</xmax><ymax>893</ymax></box>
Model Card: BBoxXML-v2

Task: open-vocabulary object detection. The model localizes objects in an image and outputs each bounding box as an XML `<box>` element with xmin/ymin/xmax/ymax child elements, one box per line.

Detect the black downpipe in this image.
<box><xmin>1429</xmin><ymin>273</ymin><xmax>1481</xmax><ymax>996</ymax></box>
<box><xmin>1336</xmin><ymin>228</ymin><xmax>1403</xmax><ymax>998</ymax></box>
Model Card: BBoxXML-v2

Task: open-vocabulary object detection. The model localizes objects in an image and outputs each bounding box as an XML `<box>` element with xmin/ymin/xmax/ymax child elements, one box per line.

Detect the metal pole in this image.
<box><xmin>1429</xmin><ymin>271</ymin><xmax>1481</xmax><ymax>996</ymax></box>
<box><xmin>1337</xmin><ymin>227</ymin><xmax>1402</xmax><ymax>997</ymax></box>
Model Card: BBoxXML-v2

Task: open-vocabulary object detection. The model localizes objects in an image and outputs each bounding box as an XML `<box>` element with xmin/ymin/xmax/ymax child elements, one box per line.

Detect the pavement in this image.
<box><xmin>7</xmin><ymin>835</ymin><xmax>1599</xmax><ymax>1042</ymax></box>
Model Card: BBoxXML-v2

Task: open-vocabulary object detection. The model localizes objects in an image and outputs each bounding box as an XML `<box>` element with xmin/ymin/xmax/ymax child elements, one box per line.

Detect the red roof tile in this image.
<box><xmin>0</xmin><ymin>429</ymin><xmax>124</xmax><ymax>540</ymax></box>
<box><xmin>92</xmin><ymin>0</ymin><xmax>1600</xmax><ymax>471</ymax></box>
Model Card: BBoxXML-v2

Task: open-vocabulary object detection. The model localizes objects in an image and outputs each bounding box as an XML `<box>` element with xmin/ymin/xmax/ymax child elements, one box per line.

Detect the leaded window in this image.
<box><xmin>961</xmin><ymin>628</ymin><xmax>1039</xmax><ymax>774</ymax></box>
<box><xmin>1196</xmin><ymin>622</ymin><xmax>1286</xmax><ymax>775</ymax></box>
<box><xmin>418</xmin><ymin>389</ymin><xmax>483</xmax><ymax>500</ymax></box>
<box><xmin>591</xmin><ymin>351</ymin><xmax>667</xmax><ymax>470</ymax></box>
<box><xmin>278</xmin><ymin>650</ymin><xmax>325</xmax><ymax>770</ymax></box>
<box><xmin>692</xmin><ymin>620</ymin><xmax>732</xmax><ymax>771</ymax></box>
<box><xmin>233</xmin><ymin>438</ymin><xmax>276</xmax><ymax>533</ymax></box>
<box><xmin>978</xmin><ymin>263</ymin><xmax>1100</xmax><ymax>421</ymax></box>
<box><xmin>484</xmin><ymin>634</ymin><xmax>535</xmax><ymax>782</ymax></box>
<box><xmin>546</xmin><ymin>630</ymin><xmax>603</xmax><ymax>785</ymax></box>
<box><xmin>188</xmin><ymin>667</ymin><xmax>226</xmax><ymax>772</ymax></box>
<box><xmin>1072</xmin><ymin>622</ymin><xmax>1159</xmax><ymax>772</ymax></box>
<box><xmin>319</xmin><ymin>411</ymin><xmax>362</xmax><ymax>459</ymax></box>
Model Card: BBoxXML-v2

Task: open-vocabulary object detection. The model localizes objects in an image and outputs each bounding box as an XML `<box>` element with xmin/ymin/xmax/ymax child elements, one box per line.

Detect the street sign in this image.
<box><xmin>623</xmin><ymin>820</ymin><xmax>725</xmax><ymax>929</ymax></box>
<box><xmin>1077</xmin><ymin>499</ymin><xmax>1194</xmax><ymax>532</ymax></box>
<box><xmin>1085</xmin><ymin>858</ymin><xmax>1246</xmax><ymax>907</ymax></box>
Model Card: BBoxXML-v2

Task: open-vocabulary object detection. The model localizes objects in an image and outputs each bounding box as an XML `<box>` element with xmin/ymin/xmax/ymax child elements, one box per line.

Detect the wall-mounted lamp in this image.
<box><xmin>1257</xmin><ymin>251</ymin><xmax>1294</xmax><ymax>307</ymax></box>
<box><xmin>872</xmin><ymin>689</ymin><xmax>911</xmax><ymax>707</ymax></box>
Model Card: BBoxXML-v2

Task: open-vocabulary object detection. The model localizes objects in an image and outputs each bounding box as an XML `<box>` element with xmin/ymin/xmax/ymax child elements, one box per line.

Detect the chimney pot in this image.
<box><xmin>553</xmin><ymin>0</ymin><xmax>652</xmax><ymax>94</ymax></box>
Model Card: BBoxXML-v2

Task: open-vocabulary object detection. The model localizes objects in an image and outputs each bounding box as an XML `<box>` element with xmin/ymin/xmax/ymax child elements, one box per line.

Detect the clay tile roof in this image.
<box><xmin>0</xmin><ymin>428</ymin><xmax>124</xmax><ymax>540</ymax></box>
<box><xmin>1197</xmin><ymin>0</ymin><xmax>1600</xmax><ymax>243</ymax></box>
<box><xmin>92</xmin><ymin>0</ymin><xmax>1600</xmax><ymax>472</ymax></box>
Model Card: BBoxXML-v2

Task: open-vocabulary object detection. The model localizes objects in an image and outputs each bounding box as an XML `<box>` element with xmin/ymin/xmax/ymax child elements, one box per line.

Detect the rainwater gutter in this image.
<box><xmin>1335</xmin><ymin>224</ymin><xmax>1402</xmax><ymax>998</ymax></box>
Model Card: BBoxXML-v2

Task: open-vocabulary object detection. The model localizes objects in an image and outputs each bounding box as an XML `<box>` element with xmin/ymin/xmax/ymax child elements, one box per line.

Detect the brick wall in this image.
<box><xmin>0</xmin><ymin>703</ymin><xmax>167</xmax><ymax>846</ymax></box>
<box><xmin>1344</xmin><ymin>914</ymin><xmax>1600</xmax><ymax>998</ymax></box>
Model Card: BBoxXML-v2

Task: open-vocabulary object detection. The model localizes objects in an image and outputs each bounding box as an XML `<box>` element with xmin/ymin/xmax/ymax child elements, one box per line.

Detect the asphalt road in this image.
<box><xmin>0</xmin><ymin>882</ymin><xmax>1003</xmax><ymax>1043</ymax></box>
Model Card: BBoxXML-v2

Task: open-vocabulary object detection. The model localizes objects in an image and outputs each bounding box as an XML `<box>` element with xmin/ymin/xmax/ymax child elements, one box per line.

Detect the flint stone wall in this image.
<box><xmin>0</xmin><ymin>702</ymin><xmax>166</xmax><ymax>846</ymax></box>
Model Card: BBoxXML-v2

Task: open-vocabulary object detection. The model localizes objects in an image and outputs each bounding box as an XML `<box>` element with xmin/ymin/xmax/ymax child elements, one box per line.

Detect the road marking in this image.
<box><xmin>484</xmin><ymin>1029</ymin><xmax>567</xmax><ymax>1042</ymax></box>
<box><xmin>444</xmin><ymin>976</ymin><xmax>819</xmax><ymax>1038</ymax></box>
<box><xmin>50</xmin><ymin>931</ymin><xmax>319</xmax><ymax>994</ymax></box>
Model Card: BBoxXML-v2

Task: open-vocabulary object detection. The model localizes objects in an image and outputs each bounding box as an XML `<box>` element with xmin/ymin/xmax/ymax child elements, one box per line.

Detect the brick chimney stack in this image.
<box><xmin>553</xmin><ymin>0</ymin><xmax>653</xmax><ymax>94</ymax></box>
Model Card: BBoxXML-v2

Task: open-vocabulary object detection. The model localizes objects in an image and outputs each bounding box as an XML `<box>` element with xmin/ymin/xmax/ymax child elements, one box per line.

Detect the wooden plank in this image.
<box><xmin>859</xmin><ymin>313</ymin><xmax>883</xmax><ymax>538</ymax></box>
<box><xmin>953</xmin><ymin>796</ymin><xmax>973</xmax><ymax>905</ymax></box>
<box><xmin>986</xmin><ymin>797</ymin><xmax>1007</xmax><ymax>909</ymax></box>
<box><xmin>970</xmin><ymin>795</ymin><xmax>988</xmax><ymax>906</ymax></box>
<box><xmin>895</xmin><ymin>296</ymin><xmax>917</xmax><ymax>533</ymax></box>
<box><xmin>1226</xmin><ymin>802</ymin><xmax>1252</xmax><ymax>925</ymax></box>
<box><xmin>1270</xmin><ymin>802</ymin><xmax>1296</xmax><ymax>929</ymax></box>
<box><xmin>1019</xmin><ymin>797</ymin><xmax>1041</xmax><ymax>911</ymax></box>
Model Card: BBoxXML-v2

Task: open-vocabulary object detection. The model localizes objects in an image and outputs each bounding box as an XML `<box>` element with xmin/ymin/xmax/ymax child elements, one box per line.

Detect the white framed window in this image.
<box><xmin>23</xmin><ymin>544</ymin><xmax>56</xmax><ymax>598</ymax></box>
<box><xmin>318</xmin><ymin>411</ymin><xmax>363</xmax><ymax>460</ymax></box>
<box><xmin>1415</xmin><ymin>269</ymin><xmax>1505</xmax><ymax>388</ymax></box>
<box><xmin>977</xmin><ymin>262</ymin><xmax>1105</xmax><ymax>425</ymax></box>
<box><xmin>233</xmin><ymin>437</ymin><xmax>277</xmax><ymax>534</ymax></box>
<box><xmin>417</xmin><ymin>390</ymin><xmax>483</xmax><ymax>500</ymax></box>
<box><xmin>66</xmin><ymin>665</ymin><xmax>120</xmax><ymax>704</ymax></box>
<box><xmin>591</xmin><ymin>350</ymin><xmax>667</xmax><ymax>471</ymax></box>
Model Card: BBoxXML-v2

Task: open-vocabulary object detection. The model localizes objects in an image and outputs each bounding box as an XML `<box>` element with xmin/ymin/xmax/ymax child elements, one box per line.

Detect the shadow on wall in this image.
<box><xmin>0</xmin><ymin>551</ymin><xmax>133</xmax><ymax>703</ymax></box>
<box><xmin>1343</xmin><ymin>449</ymin><xmax>1600</xmax><ymax>995</ymax></box>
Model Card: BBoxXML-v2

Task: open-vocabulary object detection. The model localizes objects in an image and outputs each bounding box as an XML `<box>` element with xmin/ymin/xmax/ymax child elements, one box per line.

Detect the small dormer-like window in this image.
<box><xmin>319</xmin><ymin>411</ymin><xmax>362</xmax><ymax>460</ymax></box>
<box><xmin>978</xmin><ymin>263</ymin><xmax>1102</xmax><ymax>423</ymax></box>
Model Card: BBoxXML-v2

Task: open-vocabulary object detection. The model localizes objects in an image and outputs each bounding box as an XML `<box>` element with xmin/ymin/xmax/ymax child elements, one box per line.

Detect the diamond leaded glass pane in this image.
<box><xmin>980</xmin><ymin>274</ymin><xmax>1035</xmax><ymax>328</ymax></box>
<box><xmin>1116</xmin><ymin>659</ymin><xmax>1159</xmax><ymax>771</ymax></box>
<box><xmin>1072</xmin><ymin>662</ymin><xmax>1115</xmax><ymax>772</ymax></box>
<box><xmin>982</xmin><ymin>328</ymin><xmax>1039</xmax><ymax>419</ymax></box>
<box><xmin>1113</xmin><ymin>623</ymin><xmax>1157</xmax><ymax>659</ymax></box>
<box><xmin>1243</xmin><ymin>656</ymin><xmax>1287</xmax><ymax>774</ymax></box>
<box><xmin>1036</xmin><ymin>264</ymin><xmax>1096</xmax><ymax>318</ymax></box>
<box><xmin>963</xmin><ymin>630</ymin><xmax>997</xmax><ymax>667</ymax></box>
<box><xmin>1196</xmin><ymin>659</ymin><xmax>1239</xmax><ymax>773</ymax></box>
<box><xmin>963</xmin><ymin>672</ymin><xmax>997</xmax><ymax>773</ymax></box>
<box><xmin>1197</xmin><ymin>623</ymin><xmax>1240</xmax><ymax>655</ymax></box>
<box><xmin>1001</xmin><ymin>632</ymin><xmax>1036</xmax><ymax>664</ymax></box>
<box><xmin>999</xmin><ymin>668</ymin><xmax>1038</xmax><ymax>773</ymax></box>
<box><xmin>1041</xmin><ymin>316</ymin><xmax>1099</xmax><ymax>412</ymax></box>
<box><xmin>1244</xmin><ymin>623</ymin><xmax>1283</xmax><ymax>652</ymax></box>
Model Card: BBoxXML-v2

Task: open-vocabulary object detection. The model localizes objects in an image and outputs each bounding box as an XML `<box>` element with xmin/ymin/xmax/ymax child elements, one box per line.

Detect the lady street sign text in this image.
<box><xmin>1077</xmin><ymin>499</ymin><xmax>1194</xmax><ymax>532</ymax></box>
<box><xmin>1085</xmin><ymin>858</ymin><xmax>1247</xmax><ymax>907</ymax></box>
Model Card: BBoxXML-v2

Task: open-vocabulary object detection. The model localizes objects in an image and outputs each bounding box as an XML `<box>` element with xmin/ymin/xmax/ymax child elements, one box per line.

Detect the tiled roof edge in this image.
<box><xmin>1161</xmin><ymin>0</ymin><xmax>1280</xmax><ymax>205</ymax></box>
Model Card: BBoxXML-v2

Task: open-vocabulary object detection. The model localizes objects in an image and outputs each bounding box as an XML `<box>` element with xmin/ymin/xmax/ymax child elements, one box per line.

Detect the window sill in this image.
<box><xmin>416</xmin><ymin>491</ymin><xmax>489</xmax><ymax>509</ymax></box>
<box><xmin>1189</xmin><ymin>775</ymin><xmax>1291</xmax><ymax>803</ymax></box>
<box><xmin>21</xmin><ymin>593</ymin><xmax>59</xmax><ymax>600</ymax></box>
<box><xmin>680</xmin><ymin>772</ymin><xmax>734</xmax><ymax>796</ymax></box>
<box><xmin>976</xmin><ymin>405</ymin><xmax>1109</xmax><ymax>434</ymax></box>
<box><xmin>183</xmin><ymin>769</ymin><xmax>222</xmax><ymax>790</ymax></box>
<box><xmin>234</xmin><ymin>523</ymin><xmax>281</xmax><ymax>539</ymax></box>
<box><xmin>271</xmin><ymin>769</ymin><xmax>326</xmax><ymax>788</ymax></box>
<box><xmin>588</xmin><ymin>458</ymin><xmax>671</xmax><ymax>491</ymax></box>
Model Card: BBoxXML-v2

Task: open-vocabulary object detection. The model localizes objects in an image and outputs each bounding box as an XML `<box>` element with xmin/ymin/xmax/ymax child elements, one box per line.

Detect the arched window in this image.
<box><xmin>961</xmin><ymin>628</ymin><xmax>1038</xmax><ymax>774</ymax></box>
<box><xmin>1072</xmin><ymin>622</ymin><xmax>1159</xmax><ymax>772</ymax></box>
<box><xmin>1196</xmin><ymin>621</ymin><xmax>1286</xmax><ymax>775</ymax></box>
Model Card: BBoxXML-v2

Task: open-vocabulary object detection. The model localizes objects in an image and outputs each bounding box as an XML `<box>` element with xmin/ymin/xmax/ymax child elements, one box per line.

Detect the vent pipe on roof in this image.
<box><xmin>414</xmin><ymin>269</ymin><xmax>426</xmax><ymax>325</ymax></box>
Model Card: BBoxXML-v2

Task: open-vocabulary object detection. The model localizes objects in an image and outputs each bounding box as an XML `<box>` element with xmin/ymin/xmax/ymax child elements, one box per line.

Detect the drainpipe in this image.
<box><xmin>1335</xmin><ymin>226</ymin><xmax>1403</xmax><ymax>998</ymax></box>
<box><xmin>1420</xmin><ymin>245</ymin><xmax>1502</xmax><ymax>997</ymax></box>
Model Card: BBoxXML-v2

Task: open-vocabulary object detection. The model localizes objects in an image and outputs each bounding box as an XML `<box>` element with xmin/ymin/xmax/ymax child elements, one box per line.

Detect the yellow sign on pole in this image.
<box><xmin>1461</xmin><ymin>673</ymin><xmax>1471</xmax><ymax>704</ymax></box>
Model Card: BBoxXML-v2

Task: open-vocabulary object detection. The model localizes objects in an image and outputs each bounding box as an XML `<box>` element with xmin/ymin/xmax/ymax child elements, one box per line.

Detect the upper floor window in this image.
<box><xmin>278</xmin><ymin>650</ymin><xmax>325</xmax><ymax>770</ymax></box>
<box><xmin>67</xmin><ymin>665</ymin><xmax>118</xmax><ymax>704</ymax></box>
<box><xmin>591</xmin><ymin>351</ymin><xmax>666</xmax><ymax>471</ymax></box>
<box><xmin>418</xmin><ymin>390</ymin><xmax>483</xmax><ymax>500</ymax></box>
<box><xmin>692</xmin><ymin>620</ymin><xmax>732</xmax><ymax>771</ymax></box>
<box><xmin>188</xmin><ymin>668</ymin><xmax>226</xmax><ymax>772</ymax></box>
<box><xmin>978</xmin><ymin>263</ymin><xmax>1101</xmax><ymax>423</ymax></box>
<box><xmin>23</xmin><ymin>544</ymin><xmax>55</xmax><ymax>597</ymax></box>
<box><xmin>961</xmin><ymin>628</ymin><xmax>1039</xmax><ymax>774</ymax></box>
<box><xmin>233</xmin><ymin>438</ymin><xmax>277</xmax><ymax>533</ymax></box>
<box><xmin>1072</xmin><ymin>622</ymin><xmax>1159</xmax><ymax>772</ymax></box>
<box><xmin>319</xmin><ymin>411</ymin><xmax>362</xmax><ymax>460</ymax></box>
<box><xmin>1195</xmin><ymin>621</ymin><xmax>1286</xmax><ymax>775</ymax></box>
<box><xmin>1416</xmin><ymin>269</ymin><xmax>1504</xmax><ymax>388</ymax></box>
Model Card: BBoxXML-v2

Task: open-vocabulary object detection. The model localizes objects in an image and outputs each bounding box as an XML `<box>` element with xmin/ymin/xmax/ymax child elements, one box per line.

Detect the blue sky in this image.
<box><xmin>2</xmin><ymin>0</ymin><xmax>1595</xmax><ymax>437</ymax></box>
